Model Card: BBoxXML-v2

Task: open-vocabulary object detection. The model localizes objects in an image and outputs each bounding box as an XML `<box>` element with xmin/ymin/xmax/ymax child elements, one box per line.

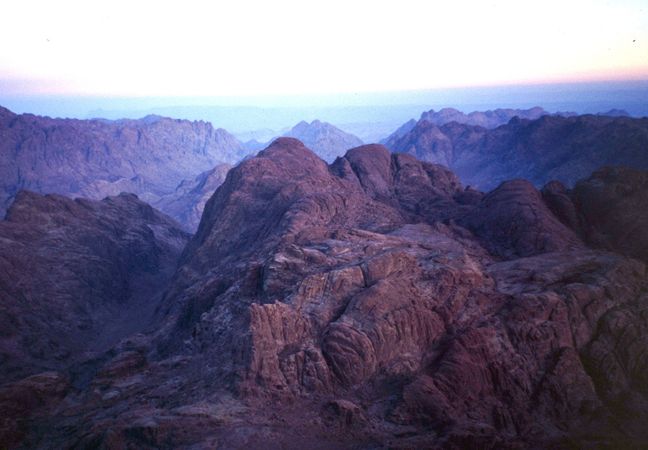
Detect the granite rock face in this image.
<box><xmin>0</xmin><ymin>105</ymin><xmax>246</xmax><ymax>226</ymax></box>
<box><xmin>3</xmin><ymin>139</ymin><xmax>648</xmax><ymax>448</ymax></box>
<box><xmin>385</xmin><ymin>114</ymin><xmax>648</xmax><ymax>190</ymax></box>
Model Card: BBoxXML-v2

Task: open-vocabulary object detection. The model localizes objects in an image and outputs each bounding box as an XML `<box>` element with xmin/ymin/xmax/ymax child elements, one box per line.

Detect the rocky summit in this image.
<box><xmin>1</xmin><ymin>138</ymin><xmax>648</xmax><ymax>448</ymax></box>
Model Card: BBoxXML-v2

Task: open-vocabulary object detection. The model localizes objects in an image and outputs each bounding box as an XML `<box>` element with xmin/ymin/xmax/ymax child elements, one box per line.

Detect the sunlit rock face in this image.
<box><xmin>2</xmin><ymin>137</ymin><xmax>648</xmax><ymax>448</ymax></box>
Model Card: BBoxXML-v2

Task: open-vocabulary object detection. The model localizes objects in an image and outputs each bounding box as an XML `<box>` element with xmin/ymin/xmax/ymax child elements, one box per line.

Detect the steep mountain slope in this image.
<box><xmin>3</xmin><ymin>139</ymin><xmax>648</xmax><ymax>448</ymax></box>
<box><xmin>0</xmin><ymin>191</ymin><xmax>189</xmax><ymax>383</ymax></box>
<box><xmin>379</xmin><ymin>118</ymin><xmax>417</xmax><ymax>144</ymax></box>
<box><xmin>154</xmin><ymin>163</ymin><xmax>232</xmax><ymax>232</ymax></box>
<box><xmin>0</xmin><ymin>106</ymin><xmax>247</xmax><ymax>224</ymax></box>
<box><xmin>386</xmin><ymin>114</ymin><xmax>648</xmax><ymax>190</ymax></box>
<box><xmin>283</xmin><ymin>120</ymin><xmax>363</xmax><ymax>162</ymax></box>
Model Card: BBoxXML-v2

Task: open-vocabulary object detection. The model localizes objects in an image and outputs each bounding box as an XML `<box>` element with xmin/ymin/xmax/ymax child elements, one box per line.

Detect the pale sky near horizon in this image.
<box><xmin>1</xmin><ymin>0</ymin><xmax>647</xmax><ymax>97</ymax></box>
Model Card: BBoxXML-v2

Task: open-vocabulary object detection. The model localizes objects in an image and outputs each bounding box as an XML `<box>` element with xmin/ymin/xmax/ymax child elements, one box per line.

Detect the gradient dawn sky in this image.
<box><xmin>1</xmin><ymin>0</ymin><xmax>647</xmax><ymax>97</ymax></box>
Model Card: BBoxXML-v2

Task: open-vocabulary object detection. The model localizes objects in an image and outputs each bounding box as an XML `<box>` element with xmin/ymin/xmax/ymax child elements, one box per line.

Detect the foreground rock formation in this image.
<box><xmin>1</xmin><ymin>139</ymin><xmax>648</xmax><ymax>448</ymax></box>
<box><xmin>0</xmin><ymin>105</ymin><xmax>247</xmax><ymax>226</ymax></box>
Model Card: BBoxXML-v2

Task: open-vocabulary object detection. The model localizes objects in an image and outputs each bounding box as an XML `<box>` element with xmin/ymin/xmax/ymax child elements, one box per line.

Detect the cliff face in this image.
<box><xmin>2</xmin><ymin>138</ymin><xmax>648</xmax><ymax>448</ymax></box>
<box><xmin>385</xmin><ymin>114</ymin><xmax>648</xmax><ymax>190</ymax></box>
<box><xmin>0</xmin><ymin>106</ymin><xmax>246</xmax><ymax>225</ymax></box>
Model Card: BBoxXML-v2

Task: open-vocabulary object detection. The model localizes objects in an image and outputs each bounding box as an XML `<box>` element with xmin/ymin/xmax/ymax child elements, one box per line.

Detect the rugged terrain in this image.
<box><xmin>1</xmin><ymin>139</ymin><xmax>648</xmax><ymax>448</ymax></box>
<box><xmin>0</xmin><ymin>106</ymin><xmax>247</xmax><ymax>225</ymax></box>
<box><xmin>385</xmin><ymin>113</ymin><xmax>648</xmax><ymax>190</ymax></box>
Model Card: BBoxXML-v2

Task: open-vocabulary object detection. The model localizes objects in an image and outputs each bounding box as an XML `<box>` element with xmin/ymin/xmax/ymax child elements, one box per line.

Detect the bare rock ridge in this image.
<box><xmin>2</xmin><ymin>138</ymin><xmax>648</xmax><ymax>448</ymax></box>
<box><xmin>385</xmin><ymin>113</ymin><xmax>648</xmax><ymax>190</ymax></box>
<box><xmin>0</xmin><ymin>106</ymin><xmax>249</xmax><ymax>225</ymax></box>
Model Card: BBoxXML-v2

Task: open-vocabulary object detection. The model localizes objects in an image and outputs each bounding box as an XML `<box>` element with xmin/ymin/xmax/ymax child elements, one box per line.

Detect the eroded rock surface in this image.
<box><xmin>3</xmin><ymin>139</ymin><xmax>648</xmax><ymax>448</ymax></box>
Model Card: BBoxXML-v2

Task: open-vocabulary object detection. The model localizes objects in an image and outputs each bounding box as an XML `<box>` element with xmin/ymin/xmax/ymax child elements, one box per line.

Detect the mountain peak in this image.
<box><xmin>260</xmin><ymin>136</ymin><xmax>318</xmax><ymax>159</ymax></box>
<box><xmin>283</xmin><ymin>119</ymin><xmax>363</xmax><ymax>162</ymax></box>
<box><xmin>0</xmin><ymin>105</ymin><xmax>15</xmax><ymax>122</ymax></box>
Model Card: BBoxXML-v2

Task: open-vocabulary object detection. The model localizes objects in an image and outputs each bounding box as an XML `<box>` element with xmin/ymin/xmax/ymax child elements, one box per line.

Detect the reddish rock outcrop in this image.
<box><xmin>461</xmin><ymin>179</ymin><xmax>583</xmax><ymax>258</ymax></box>
<box><xmin>3</xmin><ymin>139</ymin><xmax>648</xmax><ymax>448</ymax></box>
<box><xmin>146</xmin><ymin>140</ymin><xmax>648</xmax><ymax>447</ymax></box>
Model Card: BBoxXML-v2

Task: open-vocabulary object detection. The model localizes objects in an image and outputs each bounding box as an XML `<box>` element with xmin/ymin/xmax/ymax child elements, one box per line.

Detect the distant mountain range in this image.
<box><xmin>241</xmin><ymin>119</ymin><xmax>364</xmax><ymax>163</ymax></box>
<box><xmin>382</xmin><ymin>106</ymin><xmax>632</xmax><ymax>144</ymax></box>
<box><xmin>385</xmin><ymin>112</ymin><xmax>648</xmax><ymax>190</ymax></box>
<box><xmin>2</xmin><ymin>104</ymin><xmax>645</xmax><ymax>234</ymax></box>
<box><xmin>421</xmin><ymin>106</ymin><xmax>558</xmax><ymax>128</ymax></box>
<box><xmin>383</xmin><ymin>107</ymin><xmax>570</xmax><ymax>144</ymax></box>
<box><xmin>0</xmin><ymin>106</ymin><xmax>250</xmax><ymax>227</ymax></box>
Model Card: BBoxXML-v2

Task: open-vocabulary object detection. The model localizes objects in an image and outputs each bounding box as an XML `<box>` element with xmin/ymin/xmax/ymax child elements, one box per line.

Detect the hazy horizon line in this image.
<box><xmin>2</xmin><ymin>78</ymin><xmax>647</xmax><ymax>136</ymax></box>
<box><xmin>3</xmin><ymin>76</ymin><xmax>647</xmax><ymax>103</ymax></box>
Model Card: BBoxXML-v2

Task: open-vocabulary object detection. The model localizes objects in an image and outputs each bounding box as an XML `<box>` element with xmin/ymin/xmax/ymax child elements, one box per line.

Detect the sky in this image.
<box><xmin>1</xmin><ymin>0</ymin><xmax>647</xmax><ymax>99</ymax></box>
